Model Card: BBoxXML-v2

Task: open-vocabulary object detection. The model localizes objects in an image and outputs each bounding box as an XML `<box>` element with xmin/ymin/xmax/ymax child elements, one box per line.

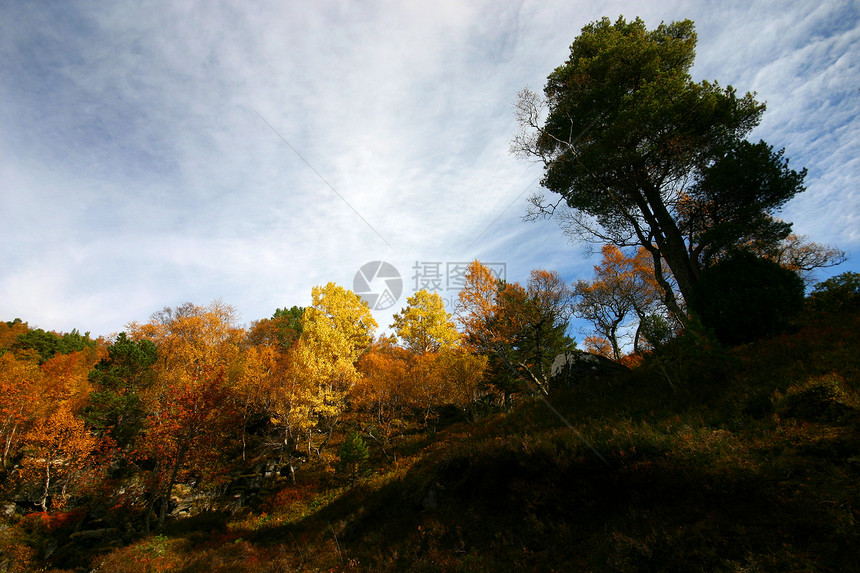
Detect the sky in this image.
<box><xmin>2</xmin><ymin>0</ymin><xmax>858</xmax><ymax>341</ymax></box>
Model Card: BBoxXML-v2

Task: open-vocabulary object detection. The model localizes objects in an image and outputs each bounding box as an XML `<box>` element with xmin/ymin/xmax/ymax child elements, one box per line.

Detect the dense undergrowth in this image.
<box><xmin>5</xmin><ymin>309</ymin><xmax>860</xmax><ymax>572</ymax></box>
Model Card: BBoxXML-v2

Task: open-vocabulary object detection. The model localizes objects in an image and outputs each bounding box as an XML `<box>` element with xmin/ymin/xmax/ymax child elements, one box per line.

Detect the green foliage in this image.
<box><xmin>88</xmin><ymin>332</ymin><xmax>157</xmax><ymax>391</ymax></box>
<box><xmin>689</xmin><ymin>252</ymin><xmax>805</xmax><ymax>346</ymax></box>
<box><xmin>639</xmin><ymin>313</ymin><xmax>674</xmax><ymax>349</ymax></box>
<box><xmin>807</xmin><ymin>271</ymin><xmax>860</xmax><ymax>313</ymax></box>
<box><xmin>83</xmin><ymin>333</ymin><xmax>157</xmax><ymax>447</ymax></box>
<box><xmin>12</xmin><ymin>327</ymin><xmax>96</xmax><ymax>363</ymax></box>
<box><xmin>516</xmin><ymin>16</ymin><xmax>805</xmax><ymax>319</ymax></box>
<box><xmin>684</xmin><ymin>140</ymin><xmax>803</xmax><ymax>267</ymax></box>
<box><xmin>271</xmin><ymin>305</ymin><xmax>304</xmax><ymax>346</ymax></box>
<box><xmin>336</xmin><ymin>431</ymin><xmax>371</xmax><ymax>486</ymax></box>
<box><xmin>498</xmin><ymin>274</ymin><xmax>576</xmax><ymax>381</ymax></box>
<box><xmin>247</xmin><ymin>306</ymin><xmax>305</xmax><ymax>350</ymax></box>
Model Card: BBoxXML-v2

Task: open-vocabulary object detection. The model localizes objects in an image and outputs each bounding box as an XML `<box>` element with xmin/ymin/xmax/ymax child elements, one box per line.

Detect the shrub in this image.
<box><xmin>807</xmin><ymin>272</ymin><xmax>860</xmax><ymax>314</ymax></box>
<box><xmin>639</xmin><ymin>313</ymin><xmax>675</xmax><ymax>349</ymax></box>
<box><xmin>774</xmin><ymin>374</ymin><xmax>857</xmax><ymax>423</ymax></box>
<box><xmin>690</xmin><ymin>252</ymin><xmax>805</xmax><ymax>346</ymax></box>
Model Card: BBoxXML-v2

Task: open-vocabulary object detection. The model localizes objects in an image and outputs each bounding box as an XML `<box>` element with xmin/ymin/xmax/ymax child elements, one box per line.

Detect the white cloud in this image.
<box><xmin>1</xmin><ymin>0</ymin><xmax>857</xmax><ymax>337</ymax></box>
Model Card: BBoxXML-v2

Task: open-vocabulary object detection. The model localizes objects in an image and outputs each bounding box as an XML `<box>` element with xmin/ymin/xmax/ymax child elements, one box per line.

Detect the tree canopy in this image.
<box><xmin>457</xmin><ymin>261</ymin><xmax>574</xmax><ymax>397</ymax></box>
<box><xmin>391</xmin><ymin>290</ymin><xmax>460</xmax><ymax>354</ymax></box>
<box><xmin>514</xmin><ymin>16</ymin><xmax>807</xmax><ymax>321</ymax></box>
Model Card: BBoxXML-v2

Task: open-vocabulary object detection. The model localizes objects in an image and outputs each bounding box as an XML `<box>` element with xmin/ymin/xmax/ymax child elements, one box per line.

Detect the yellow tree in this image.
<box><xmin>229</xmin><ymin>344</ymin><xmax>279</xmax><ymax>462</ymax></box>
<box><xmin>433</xmin><ymin>347</ymin><xmax>487</xmax><ymax>409</ymax></box>
<box><xmin>391</xmin><ymin>290</ymin><xmax>460</xmax><ymax>354</ymax></box>
<box><xmin>301</xmin><ymin>283</ymin><xmax>376</xmax><ymax>393</ymax></box>
<box><xmin>263</xmin><ymin>342</ymin><xmax>323</xmax><ymax>481</ymax></box>
<box><xmin>279</xmin><ymin>283</ymin><xmax>377</xmax><ymax>458</ymax></box>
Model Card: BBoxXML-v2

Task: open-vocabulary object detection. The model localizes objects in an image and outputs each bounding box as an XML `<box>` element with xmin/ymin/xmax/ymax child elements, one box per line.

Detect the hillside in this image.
<box><xmin>10</xmin><ymin>309</ymin><xmax>852</xmax><ymax>572</ymax></box>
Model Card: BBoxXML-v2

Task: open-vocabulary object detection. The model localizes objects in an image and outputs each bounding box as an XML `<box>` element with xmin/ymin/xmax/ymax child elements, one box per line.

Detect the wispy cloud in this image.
<box><xmin>1</xmin><ymin>0</ymin><xmax>857</xmax><ymax>336</ymax></box>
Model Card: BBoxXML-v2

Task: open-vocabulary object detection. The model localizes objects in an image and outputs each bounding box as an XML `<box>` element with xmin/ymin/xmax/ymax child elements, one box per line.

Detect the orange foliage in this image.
<box><xmin>136</xmin><ymin>369</ymin><xmax>240</xmax><ymax>529</ymax></box>
<box><xmin>19</xmin><ymin>403</ymin><xmax>100</xmax><ymax>511</ymax></box>
<box><xmin>39</xmin><ymin>349</ymin><xmax>102</xmax><ymax>410</ymax></box>
<box><xmin>128</xmin><ymin>301</ymin><xmax>245</xmax><ymax>391</ymax></box>
<box><xmin>574</xmin><ymin>245</ymin><xmax>664</xmax><ymax>359</ymax></box>
<box><xmin>457</xmin><ymin>262</ymin><xmax>571</xmax><ymax>396</ymax></box>
<box><xmin>0</xmin><ymin>352</ymin><xmax>41</xmax><ymax>469</ymax></box>
<box><xmin>0</xmin><ymin>319</ymin><xmax>28</xmax><ymax>350</ymax></box>
<box><xmin>455</xmin><ymin>261</ymin><xmax>502</xmax><ymax>351</ymax></box>
<box><xmin>619</xmin><ymin>352</ymin><xmax>646</xmax><ymax>368</ymax></box>
<box><xmin>771</xmin><ymin>233</ymin><xmax>846</xmax><ymax>283</ymax></box>
<box><xmin>584</xmin><ymin>336</ymin><xmax>614</xmax><ymax>359</ymax></box>
<box><xmin>354</xmin><ymin>342</ymin><xmax>486</xmax><ymax>430</ymax></box>
<box><xmin>353</xmin><ymin>343</ymin><xmax>412</xmax><ymax>429</ymax></box>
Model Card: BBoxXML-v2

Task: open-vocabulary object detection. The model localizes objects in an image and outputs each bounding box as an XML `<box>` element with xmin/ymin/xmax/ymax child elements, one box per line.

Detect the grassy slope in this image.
<box><xmin>80</xmin><ymin>312</ymin><xmax>860</xmax><ymax>571</ymax></box>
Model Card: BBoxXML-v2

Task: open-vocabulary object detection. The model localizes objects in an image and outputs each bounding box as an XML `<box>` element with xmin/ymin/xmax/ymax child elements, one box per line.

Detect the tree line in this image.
<box><xmin>0</xmin><ymin>15</ymin><xmax>854</xmax><ymax>548</ymax></box>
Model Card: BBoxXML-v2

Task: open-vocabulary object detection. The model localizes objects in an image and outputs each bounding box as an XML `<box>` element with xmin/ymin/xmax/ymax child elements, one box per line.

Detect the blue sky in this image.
<box><xmin>2</xmin><ymin>0</ymin><xmax>858</xmax><ymax>340</ymax></box>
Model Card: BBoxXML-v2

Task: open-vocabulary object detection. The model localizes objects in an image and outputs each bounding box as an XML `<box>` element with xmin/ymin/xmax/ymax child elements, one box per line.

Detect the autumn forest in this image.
<box><xmin>3</xmin><ymin>15</ymin><xmax>860</xmax><ymax>572</ymax></box>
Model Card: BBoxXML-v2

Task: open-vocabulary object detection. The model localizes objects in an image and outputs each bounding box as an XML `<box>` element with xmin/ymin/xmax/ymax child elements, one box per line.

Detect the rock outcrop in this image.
<box><xmin>550</xmin><ymin>351</ymin><xmax>627</xmax><ymax>389</ymax></box>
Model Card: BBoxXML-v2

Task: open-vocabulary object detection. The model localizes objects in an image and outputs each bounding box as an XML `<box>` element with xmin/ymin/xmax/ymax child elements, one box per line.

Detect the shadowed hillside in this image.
<box><xmin>68</xmin><ymin>308</ymin><xmax>859</xmax><ymax>572</ymax></box>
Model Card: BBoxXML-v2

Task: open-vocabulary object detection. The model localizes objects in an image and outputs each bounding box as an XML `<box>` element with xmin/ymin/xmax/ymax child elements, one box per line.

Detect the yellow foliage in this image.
<box><xmin>391</xmin><ymin>290</ymin><xmax>460</xmax><ymax>354</ymax></box>
<box><xmin>267</xmin><ymin>284</ymin><xmax>377</xmax><ymax>449</ymax></box>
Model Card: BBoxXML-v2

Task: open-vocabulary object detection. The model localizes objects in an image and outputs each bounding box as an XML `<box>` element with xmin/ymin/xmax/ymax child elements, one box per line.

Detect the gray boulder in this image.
<box><xmin>550</xmin><ymin>351</ymin><xmax>628</xmax><ymax>389</ymax></box>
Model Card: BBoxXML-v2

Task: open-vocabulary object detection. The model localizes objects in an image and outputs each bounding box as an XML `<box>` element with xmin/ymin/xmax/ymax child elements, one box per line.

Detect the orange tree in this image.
<box><xmin>0</xmin><ymin>352</ymin><xmax>41</xmax><ymax>473</ymax></box>
<box><xmin>135</xmin><ymin>369</ymin><xmax>240</xmax><ymax>531</ymax></box>
<box><xmin>769</xmin><ymin>233</ymin><xmax>845</xmax><ymax>285</ymax></box>
<box><xmin>457</xmin><ymin>261</ymin><xmax>573</xmax><ymax>401</ymax></box>
<box><xmin>1</xmin><ymin>344</ymin><xmax>106</xmax><ymax>511</ymax></box>
<box><xmin>127</xmin><ymin>301</ymin><xmax>245</xmax><ymax>391</ymax></box>
<box><xmin>573</xmin><ymin>245</ymin><xmax>664</xmax><ymax>359</ymax></box>
<box><xmin>126</xmin><ymin>302</ymin><xmax>247</xmax><ymax>528</ymax></box>
<box><xmin>18</xmin><ymin>403</ymin><xmax>99</xmax><ymax>512</ymax></box>
<box><xmin>353</xmin><ymin>340</ymin><xmax>412</xmax><ymax>440</ymax></box>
